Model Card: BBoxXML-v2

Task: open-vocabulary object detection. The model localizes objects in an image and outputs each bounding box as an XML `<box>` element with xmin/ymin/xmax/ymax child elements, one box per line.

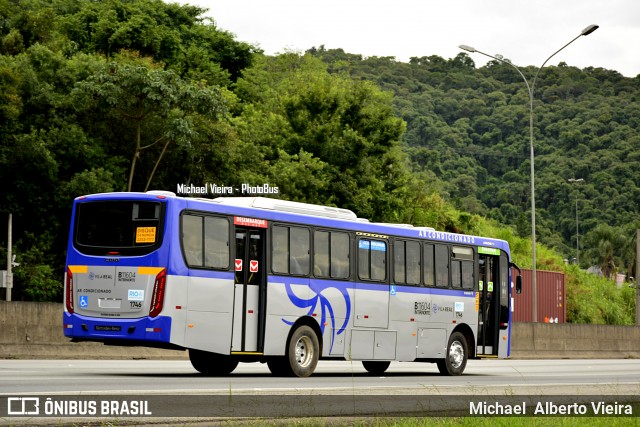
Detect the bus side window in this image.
<box><xmin>314</xmin><ymin>231</ymin><xmax>330</xmax><ymax>277</ymax></box>
<box><xmin>272</xmin><ymin>226</ymin><xmax>289</xmax><ymax>274</ymax></box>
<box><xmin>462</xmin><ymin>261</ymin><xmax>474</xmax><ymax>290</ymax></box>
<box><xmin>204</xmin><ymin>216</ymin><xmax>229</xmax><ymax>269</ymax></box>
<box><xmin>358</xmin><ymin>240</ymin><xmax>371</xmax><ymax>280</ymax></box>
<box><xmin>182</xmin><ymin>214</ymin><xmax>203</xmax><ymax>267</ymax></box>
<box><xmin>395</xmin><ymin>240</ymin><xmax>420</xmax><ymax>285</ymax></box>
<box><xmin>331</xmin><ymin>232</ymin><xmax>350</xmax><ymax>279</ymax></box>
<box><xmin>451</xmin><ymin>246</ymin><xmax>474</xmax><ymax>290</ymax></box>
<box><xmin>451</xmin><ymin>259</ymin><xmax>474</xmax><ymax>289</ymax></box>
<box><xmin>406</xmin><ymin>241</ymin><xmax>421</xmax><ymax>285</ymax></box>
<box><xmin>272</xmin><ymin>225</ymin><xmax>310</xmax><ymax>276</ymax></box>
<box><xmin>359</xmin><ymin>239</ymin><xmax>386</xmax><ymax>282</ymax></box>
<box><xmin>290</xmin><ymin>226</ymin><xmax>310</xmax><ymax>275</ymax></box>
<box><xmin>423</xmin><ymin>243</ymin><xmax>435</xmax><ymax>287</ymax></box>
<box><xmin>452</xmin><ymin>260</ymin><xmax>462</xmax><ymax>288</ymax></box>
<box><xmin>434</xmin><ymin>244</ymin><xmax>449</xmax><ymax>288</ymax></box>
<box><xmin>314</xmin><ymin>231</ymin><xmax>350</xmax><ymax>279</ymax></box>
<box><xmin>393</xmin><ymin>241</ymin><xmax>405</xmax><ymax>284</ymax></box>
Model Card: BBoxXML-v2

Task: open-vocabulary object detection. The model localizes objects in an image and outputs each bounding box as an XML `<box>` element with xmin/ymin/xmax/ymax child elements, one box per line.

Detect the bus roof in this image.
<box><xmin>75</xmin><ymin>192</ymin><xmax>511</xmax><ymax>254</ymax></box>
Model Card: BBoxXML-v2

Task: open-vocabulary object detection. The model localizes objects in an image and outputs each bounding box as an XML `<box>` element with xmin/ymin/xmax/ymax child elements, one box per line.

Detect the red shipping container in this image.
<box><xmin>512</xmin><ymin>268</ymin><xmax>566</xmax><ymax>323</ymax></box>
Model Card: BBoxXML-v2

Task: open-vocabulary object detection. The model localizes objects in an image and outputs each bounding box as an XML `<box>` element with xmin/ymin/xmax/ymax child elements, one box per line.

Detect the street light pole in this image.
<box><xmin>459</xmin><ymin>24</ymin><xmax>598</xmax><ymax>322</ymax></box>
<box><xmin>568</xmin><ymin>178</ymin><xmax>585</xmax><ymax>265</ymax></box>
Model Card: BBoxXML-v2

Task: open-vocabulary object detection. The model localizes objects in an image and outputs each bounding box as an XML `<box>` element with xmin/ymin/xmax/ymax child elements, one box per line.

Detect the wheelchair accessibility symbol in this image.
<box><xmin>79</xmin><ymin>295</ymin><xmax>88</xmax><ymax>308</ymax></box>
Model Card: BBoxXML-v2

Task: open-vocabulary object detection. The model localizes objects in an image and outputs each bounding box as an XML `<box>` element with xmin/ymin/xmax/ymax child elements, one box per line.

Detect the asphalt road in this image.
<box><xmin>1</xmin><ymin>358</ymin><xmax>640</xmax><ymax>395</ymax></box>
<box><xmin>2</xmin><ymin>359</ymin><xmax>640</xmax><ymax>423</ymax></box>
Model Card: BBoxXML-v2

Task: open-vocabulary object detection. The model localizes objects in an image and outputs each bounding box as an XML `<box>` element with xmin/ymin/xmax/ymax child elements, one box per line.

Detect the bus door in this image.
<box><xmin>477</xmin><ymin>252</ymin><xmax>499</xmax><ymax>356</ymax></box>
<box><xmin>498</xmin><ymin>252</ymin><xmax>510</xmax><ymax>358</ymax></box>
<box><xmin>231</xmin><ymin>226</ymin><xmax>266</xmax><ymax>353</ymax></box>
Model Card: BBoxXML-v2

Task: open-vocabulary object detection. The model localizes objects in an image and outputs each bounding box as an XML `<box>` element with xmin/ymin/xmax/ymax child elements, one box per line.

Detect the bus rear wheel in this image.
<box><xmin>437</xmin><ymin>331</ymin><xmax>468</xmax><ymax>376</ymax></box>
<box><xmin>269</xmin><ymin>325</ymin><xmax>319</xmax><ymax>377</ymax></box>
<box><xmin>266</xmin><ymin>357</ymin><xmax>289</xmax><ymax>376</ymax></box>
<box><xmin>189</xmin><ymin>349</ymin><xmax>238</xmax><ymax>376</ymax></box>
<box><xmin>362</xmin><ymin>361</ymin><xmax>390</xmax><ymax>375</ymax></box>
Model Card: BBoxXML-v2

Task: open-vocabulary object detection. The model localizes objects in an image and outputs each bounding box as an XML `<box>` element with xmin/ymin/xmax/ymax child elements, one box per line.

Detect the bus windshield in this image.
<box><xmin>73</xmin><ymin>200</ymin><xmax>164</xmax><ymax>256</ymax></box>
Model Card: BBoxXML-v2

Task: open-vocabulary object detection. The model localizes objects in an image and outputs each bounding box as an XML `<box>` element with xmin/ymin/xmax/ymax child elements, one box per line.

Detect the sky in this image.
<box><xmin>173</xmin><ymin>0</ymin><xmax>639</xmax><ymax>78</ymax></box>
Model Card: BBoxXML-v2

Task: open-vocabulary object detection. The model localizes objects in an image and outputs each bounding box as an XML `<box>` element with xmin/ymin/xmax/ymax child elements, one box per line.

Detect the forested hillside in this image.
<box><xmin>0</xmin><ymin>0</ymin><xmax>466</xmax><ymax>300</ymax></box>
<box><xmin>309</xmin><ymin>47</ymin><xmax>640</xmax><ymax>278</ymax></box>
<box><xmin>0</xmin><ymin>0</ymin><xmax>638</xmax><ymax>311</ymax></box>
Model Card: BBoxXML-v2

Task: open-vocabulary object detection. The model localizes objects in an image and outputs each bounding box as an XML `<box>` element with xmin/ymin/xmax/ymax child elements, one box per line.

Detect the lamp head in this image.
<box><xmin>458</xmin><ymin>45</ymin><xmax>476</xmax><ymax>53</ymax></box>
<box><xmin>581</xmin><ymin>25</ymin><xmax>599</xmax><ymax>36</ymax></box>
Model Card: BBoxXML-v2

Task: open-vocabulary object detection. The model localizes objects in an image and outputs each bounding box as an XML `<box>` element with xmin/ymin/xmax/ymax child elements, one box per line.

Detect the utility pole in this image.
<box><xmin>568</xmin><ymin>178</ymin><xmax>584</xmax><ymax>265</ymax></box>
<box><xmin>6</xmin><ymin>213</ymin><xmax>12</xmax><ymax>302</ymax></box>
<box><xmin>459</xmin><ymin>24</ymin><xmax>599</xmax><ymax>322</ymax></box>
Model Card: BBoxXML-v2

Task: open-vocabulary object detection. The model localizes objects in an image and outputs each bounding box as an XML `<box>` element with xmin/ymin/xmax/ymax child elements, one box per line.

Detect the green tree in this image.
<box><xmin>234</xmin><ymin>53</ymin><xmax>409</xmax><ymax>221</ymax></box>
<box><xmin>0</xmin><ymin>0</ymin><xmax>254</xmax><ymax>300</ymax></box>
<box><xmin>583</xmin><ymin>225</ymin><xmax>622</xmax><ymax>279</ymax></box>
<box><xmin>73</xmin><ymin>57</ymin><xmax>227</xmax><ymax>191</ymax></box>
<box><xmin>314</xmin><ymin>48</ymin><xmax>640</xmax><ymax>271</ymax></box>
<box><xmin>57</xmin><ymin>0</ymin><xmax>255</xmax><ymax>86</ymax></box>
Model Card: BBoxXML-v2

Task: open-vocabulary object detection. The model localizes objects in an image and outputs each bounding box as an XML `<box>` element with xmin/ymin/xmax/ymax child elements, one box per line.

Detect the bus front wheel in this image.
<box><xmin>437</xmin><ymin>331</ymin><xmax>468</xmax><ymax>376</ymax></box>
<box><xmin>270</xmin><ymin>325</ymin><xmax>319</xmax><ymax>377</ymax></box>
<box><xmin>189</xmin><ymin>349</ymin><xmax>238</xmax><ymax>376</ymax></box>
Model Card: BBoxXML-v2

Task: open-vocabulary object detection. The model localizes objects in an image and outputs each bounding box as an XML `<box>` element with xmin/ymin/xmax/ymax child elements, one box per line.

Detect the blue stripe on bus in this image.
<box><xmin>269</xmin><ymin>276</ymin><xmax>476</xmax><ymax>354</ymax></box>
<box><xmin>270</xmin><ymin>276</ymin><xmax>476</xmax><ymax>297</ymax></box>
<box><xmin>271</xmin><ymin>277</ymin><xmax>351</xmax><ymax>354</ymax></box>
<box><xmin>394</xmin><ymin>285</ymin><xmax>476</xmax><ymax>298</ymax></box>
<box><xmin>185</xmin><ymin>269</ymin><xmax>234</xmax><ymax>280</ymax></box>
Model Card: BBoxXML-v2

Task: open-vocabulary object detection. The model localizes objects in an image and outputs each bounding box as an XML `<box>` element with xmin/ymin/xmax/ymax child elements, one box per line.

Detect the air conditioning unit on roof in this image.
<box><xmin>212</xmin><ymin>197</ymin><xmax>359</xmax><ymax>220</ymax></box>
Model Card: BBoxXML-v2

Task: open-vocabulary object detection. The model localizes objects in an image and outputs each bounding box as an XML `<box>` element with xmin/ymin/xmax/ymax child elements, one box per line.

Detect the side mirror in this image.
<box><xmin>516</xmin><ymin>275</ymin><xmax>522</xmax><ymax>294</ymax></box>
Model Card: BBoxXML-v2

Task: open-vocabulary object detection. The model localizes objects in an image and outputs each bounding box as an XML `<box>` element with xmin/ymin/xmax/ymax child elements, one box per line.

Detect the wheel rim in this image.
<box><xmin>295</xmin><ymin>335</ymin><xmax>313</xmax><ymax>368</ymax></box>
<box><xmin>449</xmin><ymin>340</ymin><xmax>464</xmax><ymax>369</ymax></box>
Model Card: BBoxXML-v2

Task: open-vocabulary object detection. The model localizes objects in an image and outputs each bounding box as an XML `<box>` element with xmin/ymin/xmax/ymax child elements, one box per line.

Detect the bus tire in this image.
<box><xmin>437</xmin><ymin>331</ymin><xmax>468</xmax><ymax>376</ymax></box>
<box><xmin>362</xmin><ymin>360</ymin><xmax>390</xmax><ymax>375</ymax></box>
<box><xmin>284</xmin><ymin>325</ymin><xmax>319</xmax><ymax>377</ymax></box>
<box><xmin>266</xmin><ymin>357</ymin><xmax>289</xmax><ymax>376</ymax></box>
<box><xmin>189</xmin><ymin>349</ymin><xmax>238</xmax><ymax>376</ymax></box>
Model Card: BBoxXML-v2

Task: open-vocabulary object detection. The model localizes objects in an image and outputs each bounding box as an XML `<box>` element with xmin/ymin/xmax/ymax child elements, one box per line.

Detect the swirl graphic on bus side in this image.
<box><xmin>282</xmin><ymin>282</ymin><xmax>351</xmax><ymax>353</ymax></box>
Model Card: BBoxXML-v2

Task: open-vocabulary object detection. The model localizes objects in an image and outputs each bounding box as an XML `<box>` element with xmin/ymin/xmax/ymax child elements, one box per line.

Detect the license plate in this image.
<box><xmin>94</xmin><ymin>325</ymin><xmax>121</xmax><ymax>332</ymax></box>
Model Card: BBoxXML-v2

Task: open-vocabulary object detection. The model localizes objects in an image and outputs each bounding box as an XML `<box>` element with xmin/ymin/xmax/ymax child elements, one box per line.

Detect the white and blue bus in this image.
<box><xmin>63</xmin><ymin>192</ymin><xmax>521</xmax><ymax>377</ymax></box>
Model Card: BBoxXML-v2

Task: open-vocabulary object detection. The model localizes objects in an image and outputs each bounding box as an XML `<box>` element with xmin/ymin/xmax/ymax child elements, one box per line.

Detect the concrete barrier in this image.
<box><xmin>2</xmin><ymin>302</ymin><xmax>640</xmax><ymax>359</ymax></box>
<box><xmin>0</xmin><ymin>301</ymin><xmax>186</xmax><ymax>359</ymax></box>
<box><xmin>511</xmin><ymin>322</ymin><xmax>640</xmax><ymax>359</ymax></box>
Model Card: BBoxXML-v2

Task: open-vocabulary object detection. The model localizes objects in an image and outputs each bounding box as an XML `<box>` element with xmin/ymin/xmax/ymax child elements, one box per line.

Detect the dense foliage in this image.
<box><xmin>0</xmin><ymin>0</ymin><xmax>254</xmax><ymax>300</ymax></box>
<box><xmin>0</xmin><ymin>1</ymin><xmax>637</xmax><ymax>325</ymax></box>
<box><xmin>0</xmin><ymin>0</ymin><xmax>459</xmax><ymax>302</ymax></box>
<box><xmin>308</xmin><ymin>48</ymin><xmax>640</xmax><ymax>273</ymax></box>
